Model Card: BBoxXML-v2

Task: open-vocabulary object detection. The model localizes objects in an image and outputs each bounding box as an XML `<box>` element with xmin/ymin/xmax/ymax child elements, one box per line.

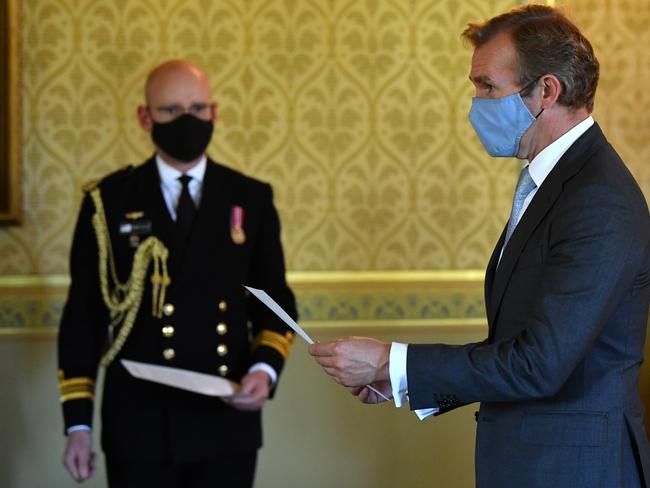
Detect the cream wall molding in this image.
<box><xmin>0</xmin><ymin>321</ymin><xmax>488</xmax><ymax>339</ymax></box>
<box><xmin>0</xmin><ymin>271</ymin><xmax>487</xmax><ymax>336</ymax></box>
<box><xmin>0</xmin><ymin>270</ymin><xmax>485</xmax><ymax>287</ymax></box>
<box><xmin>288</xmin><ymin>270</ymin><xmax>485</xmax><ymax>284</ymax></box>
<box><xmin>0</xmin><ymin>274</ymin><xmax>71</xmax><ymax>287</ymax></box>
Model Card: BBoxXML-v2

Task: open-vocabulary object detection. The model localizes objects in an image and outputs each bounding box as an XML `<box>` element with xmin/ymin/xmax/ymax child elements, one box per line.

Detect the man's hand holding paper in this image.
<box><xmin>308</xmin><ymin>337</ymin><xmax>393</xmax><ymax>403</ymax></box>
<box><xmin>222</xmin><ymin>370</ymin><xmax>272</xmax><ymax>411</ymax></box>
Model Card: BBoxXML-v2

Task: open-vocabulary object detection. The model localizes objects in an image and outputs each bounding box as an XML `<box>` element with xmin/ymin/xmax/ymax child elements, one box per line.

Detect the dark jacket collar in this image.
<box><xmin>485</xmin><ymin>123</ymin><xmax>608</xmax><ymax>332</ymax></box>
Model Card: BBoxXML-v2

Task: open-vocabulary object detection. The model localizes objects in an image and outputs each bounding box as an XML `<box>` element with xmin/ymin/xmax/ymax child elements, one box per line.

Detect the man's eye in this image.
<box><xmin>190</xmin><ymin>103</ymin><xmax>208</xmax><ymax>114</ymax></box>
<box><xmin>161</xmin><ymin>106</ymin><xmax>180</xmax><ymax>115</ymax></box>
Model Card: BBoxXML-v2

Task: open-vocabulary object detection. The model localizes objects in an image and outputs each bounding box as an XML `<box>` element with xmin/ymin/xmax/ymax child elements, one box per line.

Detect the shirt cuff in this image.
<box><xmin>248</xmin><ymin>362</ymin><xmax>277</xmax><ymax>386</ymax></box>
<box><xmin>414</xmin><ymin>408</ymin><xmax>439</xmax><ymax>421</ymax></box>
<box><xmin>389</xmin><ymin>342</ymin><xmax>439</xmax><ymax>421</ymax></box>
<box><xmin>66</xmin><ymin>425</ymin><xmax>91</xmax><ymax>434</ymax></box>
<box><xmin>389</xmin><ymin>342</ymin><xmax>409</xmax><ymax>408</ymax></box>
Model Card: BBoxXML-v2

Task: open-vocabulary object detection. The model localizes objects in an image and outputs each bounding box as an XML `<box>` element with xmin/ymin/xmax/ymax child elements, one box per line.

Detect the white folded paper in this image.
<box><xmin>244</xmin><ymin>286</ymin><xmax>314</xmax><ymax>344</ymax></box>
<box><xmin>121</xmin><ymin>359</ymin><xmax>238</xmax><ymax>397</ymax></box>
<box><xmin>244</xmin><ymin>285</ymin><xmax>391</xmax><ymax>402</ymax></box>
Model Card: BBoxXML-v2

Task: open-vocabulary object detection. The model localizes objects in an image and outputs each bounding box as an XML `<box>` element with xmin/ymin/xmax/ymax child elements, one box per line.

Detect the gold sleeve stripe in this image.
<box><xmin>59</xmin><ymin>378</ymin><xmax>94</xmax><ymax>388</ymax></box>
<box><xmin>59</xmin><ymin>375</ymin><xmax>95</xmax><ymax>404</ymax></box>
<box><xmin>60</xmin><ymin>391</ymin><xmax>94</xmax><ymax>402</ymax></box>
<box><xmin>252</xmin><ymin>330</ymin><xmax>294</xmax><ymax>359</ymax></box>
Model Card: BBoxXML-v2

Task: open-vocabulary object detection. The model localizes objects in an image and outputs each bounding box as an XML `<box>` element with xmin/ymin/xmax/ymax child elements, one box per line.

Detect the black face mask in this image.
<box><xmin>151</xmin><ymin>113</ymin><xmax>214</xmax><ymax>163</ymax></box>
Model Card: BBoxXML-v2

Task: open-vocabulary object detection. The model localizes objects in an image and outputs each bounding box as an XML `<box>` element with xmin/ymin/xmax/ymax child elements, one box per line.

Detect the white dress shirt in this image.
<box><xmin>156</xmin><ymin>155</ymin><xmax>206</xmax><ymax>220</ymax></box>
<box><xmin>389</xmin><ymin>116</ymin><xmax>595</xmax><ymax>420</ymax></box>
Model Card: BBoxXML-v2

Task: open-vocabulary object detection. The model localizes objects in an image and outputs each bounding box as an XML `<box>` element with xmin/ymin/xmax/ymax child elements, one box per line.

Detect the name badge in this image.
<box><xmin>119</xmin><ymin>220</ymin><xmax>152</xmax><ymax>235</ymax></box>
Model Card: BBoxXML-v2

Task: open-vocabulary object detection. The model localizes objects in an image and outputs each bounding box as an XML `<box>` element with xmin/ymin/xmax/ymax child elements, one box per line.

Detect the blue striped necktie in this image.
<box><xmin>503</xmin><ymin>166</ymin><xmax>536</xmax><ymax>248</ymax></box>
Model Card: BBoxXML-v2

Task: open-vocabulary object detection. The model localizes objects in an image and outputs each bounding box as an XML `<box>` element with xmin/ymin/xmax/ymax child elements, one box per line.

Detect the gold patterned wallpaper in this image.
<box><xmin>0</xmin><ymin>0</ymin><xmax>648</xmax><ymax>276</ymax></box>
<box><xmin>566</xmin><ymin>0</ymin><xmax>650</xmax><ymax>198</ymax></box>
<box><xmin>1</xmin><ymin>0</ymin><xmax>520</xmax><ymax>274</ymax></box>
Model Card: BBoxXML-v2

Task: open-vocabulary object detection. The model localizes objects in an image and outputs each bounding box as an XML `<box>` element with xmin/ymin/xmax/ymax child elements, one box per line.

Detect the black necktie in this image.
<box><xmin>176</xmin><ymin>174</ymin><xmax>196</xmax><ymax>238</ymax></box>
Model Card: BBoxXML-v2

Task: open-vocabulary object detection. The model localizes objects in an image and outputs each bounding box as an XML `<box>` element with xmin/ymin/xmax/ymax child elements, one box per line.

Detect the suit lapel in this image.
<box><xmin>484</xmin><ymin>226</ymin><xmax>506</xmax><ymax>330</ymax></box>
<box><xmin>486</xmin><ymin>123</ymin><xmax>605</xmax><ymax>331</ymax></box>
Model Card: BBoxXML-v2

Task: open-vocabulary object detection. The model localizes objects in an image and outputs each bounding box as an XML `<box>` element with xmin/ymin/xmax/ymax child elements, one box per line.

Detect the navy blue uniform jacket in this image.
<box><xmin>58</xmin><ymin>157</ymin><xmax>296</xmax><ymax>463</ymax></box>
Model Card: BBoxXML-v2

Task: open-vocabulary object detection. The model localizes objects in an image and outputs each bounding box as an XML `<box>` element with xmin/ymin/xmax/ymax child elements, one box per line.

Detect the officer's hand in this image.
<box><xmin>63</xmin><ymin>430</ymin><xmax>96</xmax><ymax>482</ymax></box>
<box><xmin>224</xmin><ymin>371</ymin><xmax>271</xmax><ymax>411</ymax></box>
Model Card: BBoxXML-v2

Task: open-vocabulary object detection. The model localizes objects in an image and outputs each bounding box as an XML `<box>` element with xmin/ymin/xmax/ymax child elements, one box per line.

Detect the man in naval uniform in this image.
<box><xmin>57</xmin><ymin>59</ymin><xmax>297</xmax><ymax>488</ymax></box>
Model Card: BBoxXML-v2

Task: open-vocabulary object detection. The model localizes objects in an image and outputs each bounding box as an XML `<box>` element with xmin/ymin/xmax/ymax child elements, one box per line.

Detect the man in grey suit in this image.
<box><xmin>309</xmin><ymin>5</ymin><xmax>650</xmax><ymax>487</ymax></box>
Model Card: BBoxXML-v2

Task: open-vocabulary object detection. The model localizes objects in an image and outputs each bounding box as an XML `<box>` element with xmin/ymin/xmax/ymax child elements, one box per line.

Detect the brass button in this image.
<box><xmin>216</xmin><ymin>322</ymin><xmax>228</xmax><ymax>335</ymax></box>
<box><xmin>216</xmin><ymin>344</ymin><xmax>228</xmax><ymax>357</ymax></box>
<box><xmin>218</xmin><ymin>300</ymin><xmax>228</xmax><ymax>312</ymax></box>
<box><xmin>162</xmin><ymin>303</ymin><xmax>175</xmax><ymax>316</ymax></box>
<box><xmin>163</xmin><ymin>348</ymin><xmax>176</xmax><ymax>360</ymax></box>
<box><xmin>218</xmin><ymin>365</ymin><xmax>229</xmax><ymax>377</ymax></box>
<box><xmin>162</xmin><ymin>325</ymin><xmax>175</xmax><ymax>338</ymax></box>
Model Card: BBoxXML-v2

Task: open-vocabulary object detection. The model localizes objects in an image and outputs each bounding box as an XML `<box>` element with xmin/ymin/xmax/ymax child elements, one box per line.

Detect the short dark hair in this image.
<box><xmin>462</xmin><ymin>4</ymin><xmax>599</xmax><ymax>112</ymax></box>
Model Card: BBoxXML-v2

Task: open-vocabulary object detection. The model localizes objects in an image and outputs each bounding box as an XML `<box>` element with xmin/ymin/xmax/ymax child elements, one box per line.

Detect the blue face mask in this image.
<box><xmin>468</xmin><ymin>80</ymin><xmax>543</xmax><ymax>157</ymax></box>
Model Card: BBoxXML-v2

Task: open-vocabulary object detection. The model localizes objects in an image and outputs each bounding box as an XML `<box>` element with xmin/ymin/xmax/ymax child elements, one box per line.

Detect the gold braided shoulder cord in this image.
<box><xmin>88</xmin><ymin>188</ymin><xmax>170</xmax><ymax>367</ymax></box>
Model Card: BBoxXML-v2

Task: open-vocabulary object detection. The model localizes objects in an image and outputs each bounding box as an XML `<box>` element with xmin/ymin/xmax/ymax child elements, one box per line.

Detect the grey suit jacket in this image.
<box><xmin>407</xmin><ymin>124</ymin><xmax>650</xmax><ymax>488</ymax></box>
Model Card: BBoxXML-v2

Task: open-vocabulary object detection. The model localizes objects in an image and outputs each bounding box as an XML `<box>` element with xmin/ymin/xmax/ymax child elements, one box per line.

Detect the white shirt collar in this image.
<box><xmin>155</xmin><ymin>154</ymin><xmax>207</xmax><ymax>185</ymax></box>
<box><xmin>527</xmin><ymin>115</ymin><xmax>594</xmax><ymax>188</ymax></box>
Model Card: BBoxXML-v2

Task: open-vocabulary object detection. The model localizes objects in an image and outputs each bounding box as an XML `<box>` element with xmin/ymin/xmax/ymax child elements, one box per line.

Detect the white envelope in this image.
<box><xmin>121</xmin><ymin>359</ymin><xmax>239</xmax><ymax>397</ymax></box>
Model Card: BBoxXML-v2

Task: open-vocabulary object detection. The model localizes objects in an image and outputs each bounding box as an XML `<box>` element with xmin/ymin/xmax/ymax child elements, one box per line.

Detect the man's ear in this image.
<box><xmin>210</xmin><ymin>101</ymin><xmax>218</xmax><ymax>124</ymax></box>
<box><xmin>540</xmin><ymin>74</ymin><xmax>562</xmax><ymax>109</ymax></box>
<box><xmin>137</xmin><ymin>105</ymin><xmax>153</xmax><ymax>132</ymax></box>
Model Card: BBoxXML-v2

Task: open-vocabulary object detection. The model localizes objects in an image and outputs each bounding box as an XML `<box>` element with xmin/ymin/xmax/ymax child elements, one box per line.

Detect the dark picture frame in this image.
<box><xmin>0</xmin><ymin>0</ymin><xmax>22</xmax><ymax>225</ymax></box>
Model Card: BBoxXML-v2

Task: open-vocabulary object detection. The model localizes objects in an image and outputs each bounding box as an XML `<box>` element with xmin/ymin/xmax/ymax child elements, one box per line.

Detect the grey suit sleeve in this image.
<box><xmin>407</xmin><ymin>183</ymin><xmax>647</xmax><ymax>411</ymax></box>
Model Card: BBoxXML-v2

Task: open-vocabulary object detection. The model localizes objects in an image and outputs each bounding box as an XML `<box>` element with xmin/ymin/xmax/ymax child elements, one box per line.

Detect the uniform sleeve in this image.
<box><xmin>246</xmin><ymin>184</ymin><xmax>297</xmax><ymax>380</ymax></box>
<box><xmin>57</xmin><ymin>192</ymin><xmax>108</xmax><ymax>431</ymax></box>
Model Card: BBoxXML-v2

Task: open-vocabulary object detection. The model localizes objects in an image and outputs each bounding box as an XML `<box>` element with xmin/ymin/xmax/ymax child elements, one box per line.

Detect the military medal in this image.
<box><xmin>231</xmin><ymin>206</ymin><xmax>246</xmax><ymax>244</ymax></box>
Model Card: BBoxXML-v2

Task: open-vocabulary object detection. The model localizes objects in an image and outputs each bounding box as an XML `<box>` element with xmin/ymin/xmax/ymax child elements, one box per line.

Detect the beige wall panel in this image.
<box><xmin>0</xmin><ymin>326</ymin><xmax>484</xmax><ymax>488</ymax></box>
